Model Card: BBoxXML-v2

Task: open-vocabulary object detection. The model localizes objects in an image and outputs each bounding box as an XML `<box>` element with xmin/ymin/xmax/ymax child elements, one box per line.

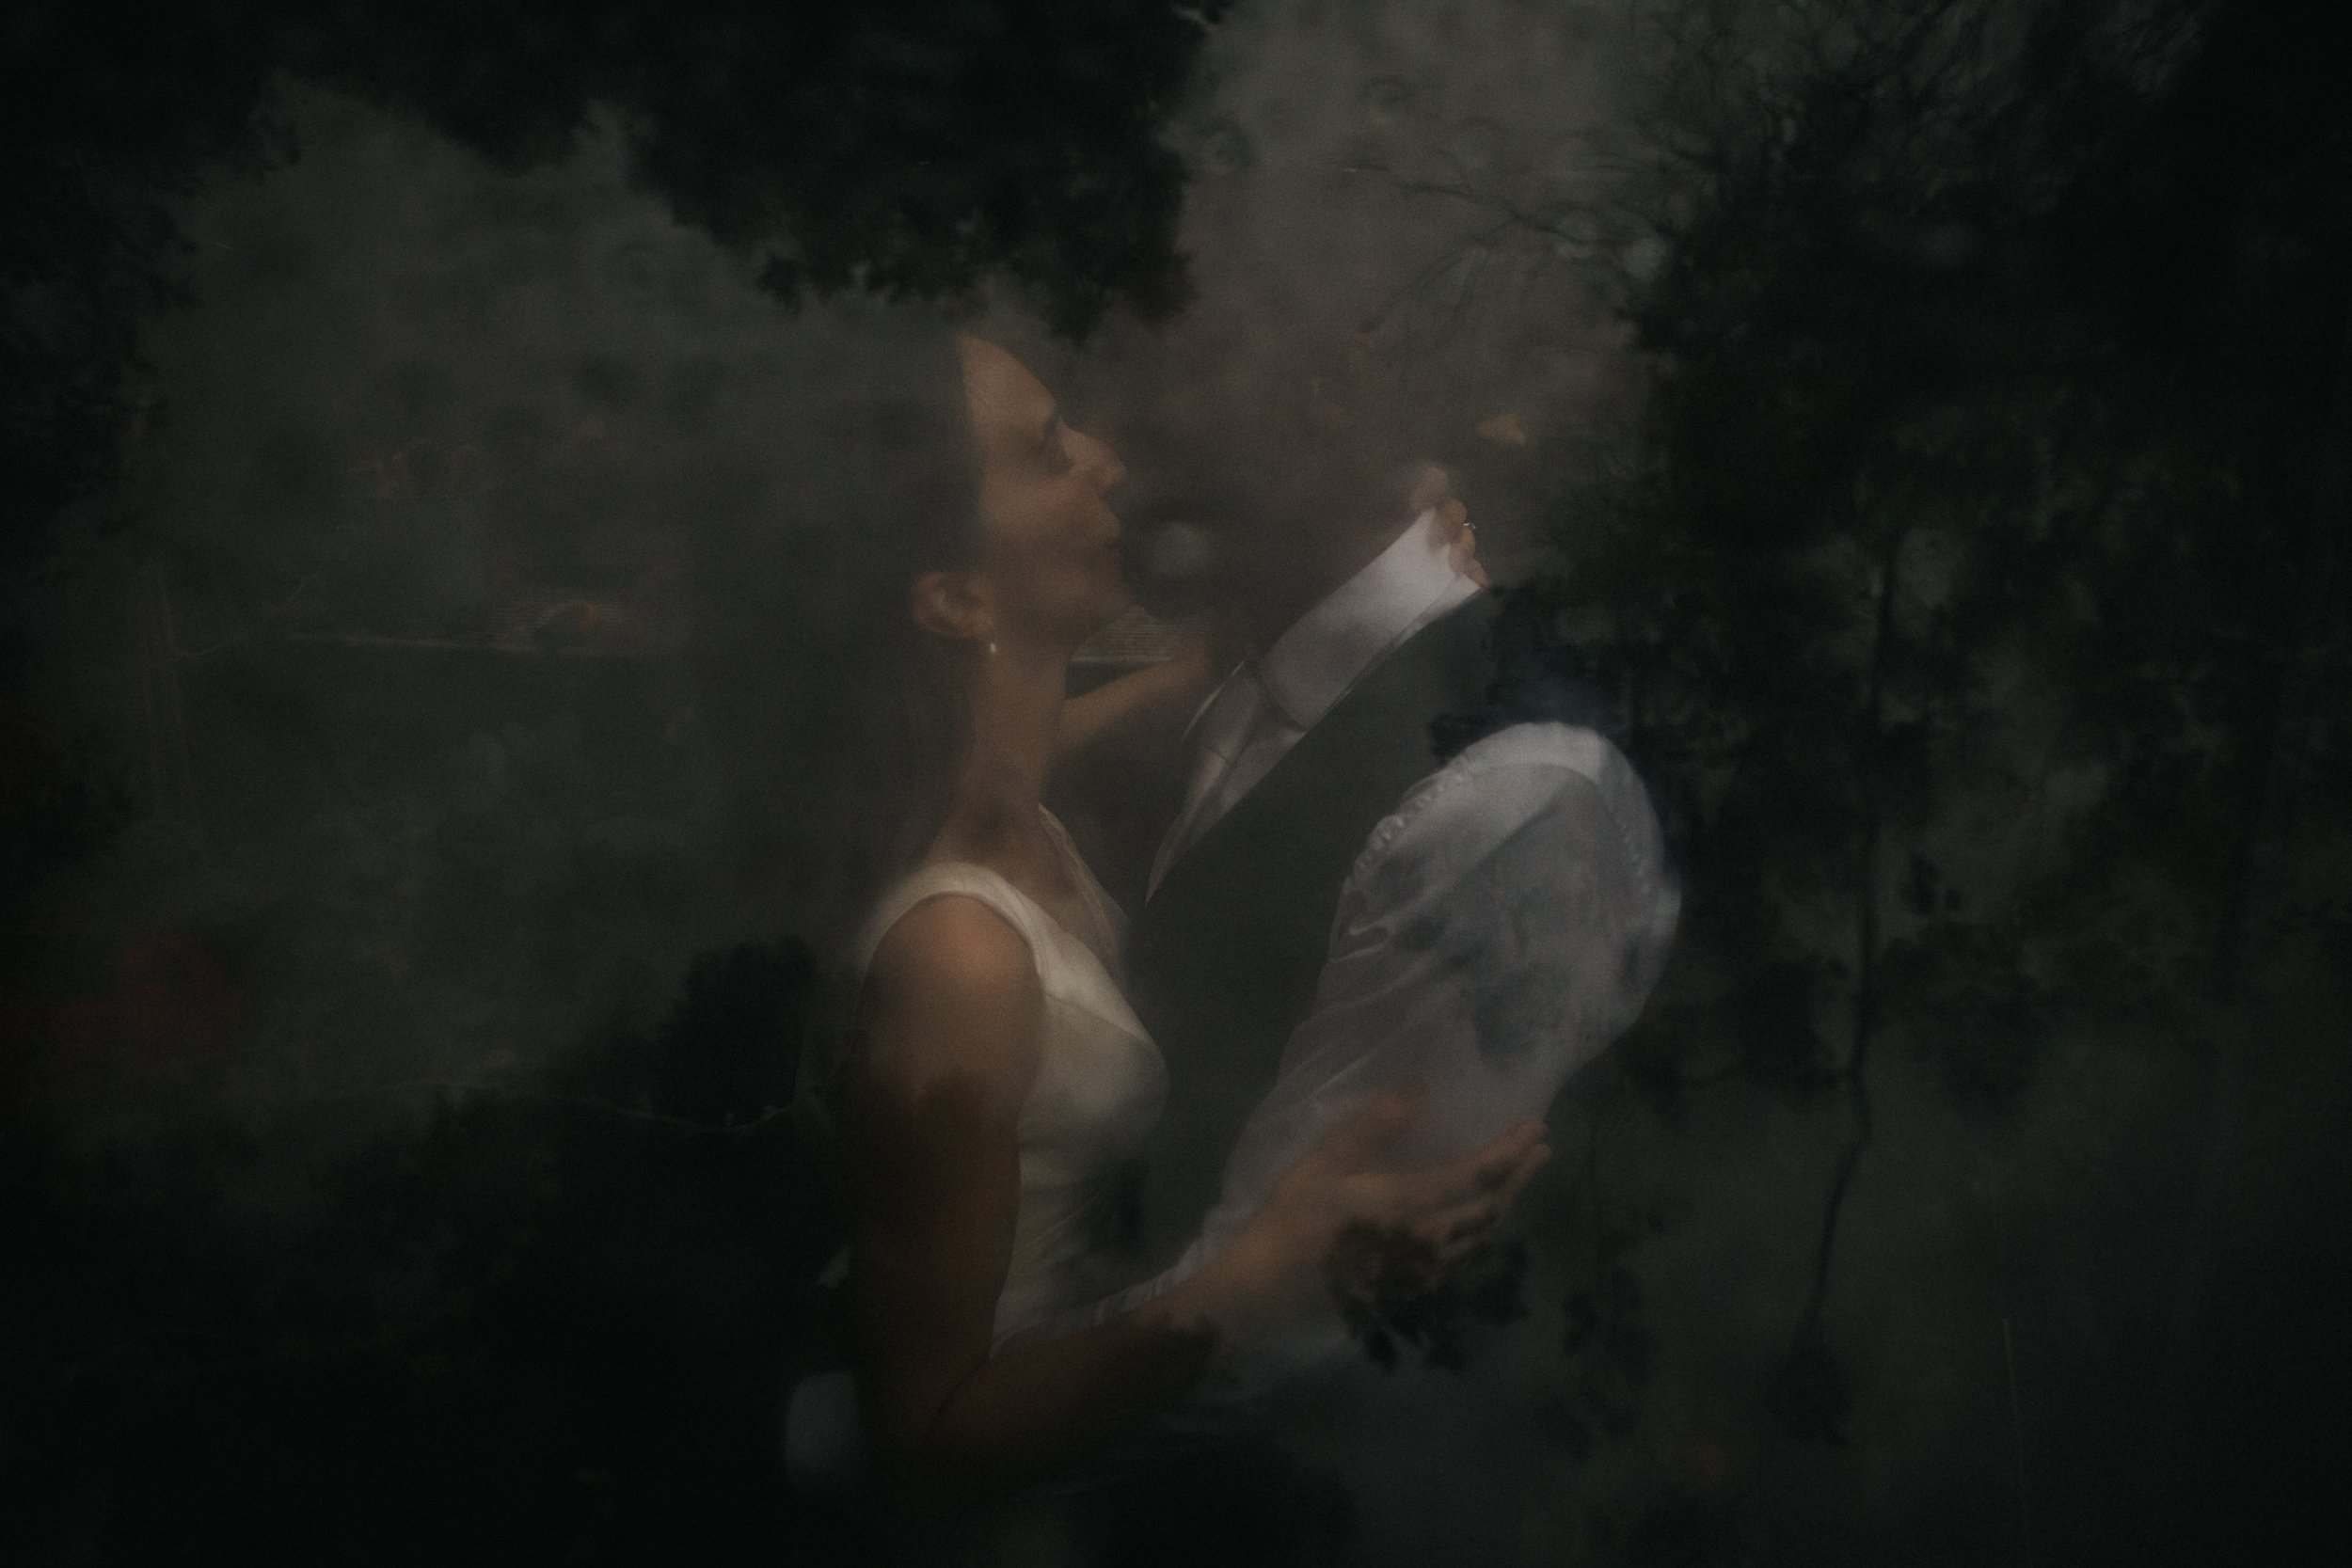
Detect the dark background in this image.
<box><xmin>4</xmin><ymin>2</ymin><xmax>2346</xmax><ymax>1562</ymax></box>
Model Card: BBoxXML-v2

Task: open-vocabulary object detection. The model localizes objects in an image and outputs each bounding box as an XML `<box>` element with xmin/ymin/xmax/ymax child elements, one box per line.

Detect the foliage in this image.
<box><xmin>1341</xmin><ymin>1239</ymin><xmax>1532</xmax><ymax>1373</ymax></box>
<box><xmin>7</xmin><ymin>942</ymin><xmax>830</xmax><ymax>1564</ymax></box>
<box><xmin>1468</xmin><ymin>0</ymin><xmax>2349</xmax><ymax>1550</ymax></box>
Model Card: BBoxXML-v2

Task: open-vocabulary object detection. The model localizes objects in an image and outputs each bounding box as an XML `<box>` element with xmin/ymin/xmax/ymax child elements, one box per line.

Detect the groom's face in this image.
<box><xmin>1080</xmin><ymin>325</ymin><xmax>1322</xmax><ymax>614</ymax></box>
<box><xmin>1084</xmin><ymin>306</ymin><xmax>1421</xmax><ymax>626</ymax></box>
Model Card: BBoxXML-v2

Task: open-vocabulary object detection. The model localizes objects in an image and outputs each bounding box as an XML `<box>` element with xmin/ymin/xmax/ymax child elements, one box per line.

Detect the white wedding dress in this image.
<box><xmin>786</xmin><ymin>810</ymin><xmax>1168</xmax><ymax>1485</ymax></box>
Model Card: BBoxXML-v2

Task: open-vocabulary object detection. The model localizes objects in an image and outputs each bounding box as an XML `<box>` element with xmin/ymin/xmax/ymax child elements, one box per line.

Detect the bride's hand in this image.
<box><xmin>1433</xmin><ymin>498</ymin><xmax>1489</xmax><ymax>587</ymax></box>
<box><xmin>1051</xmin><ymin>610</ymin><xmax>1246</xmax><ymax>787</ymax></box>
<box><xmin>1188</xmin><ymin>1088</ymin><xmax>1549</xmax><ymax>1337</ymax></box>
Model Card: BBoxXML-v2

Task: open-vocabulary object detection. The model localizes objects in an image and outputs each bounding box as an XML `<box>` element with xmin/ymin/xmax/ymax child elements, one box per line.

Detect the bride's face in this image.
<box><xmin>956</xmin><ymin>335</ymin><xmax>1131</xmax><ymax>647</ymax></box>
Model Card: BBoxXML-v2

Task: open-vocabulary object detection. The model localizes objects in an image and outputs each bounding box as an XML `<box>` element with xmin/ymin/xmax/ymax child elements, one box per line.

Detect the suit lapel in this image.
<box><xmin>1147</xmin><ymin>594</ymin><xmax>1498</xmax><ymax>911</ymax></box>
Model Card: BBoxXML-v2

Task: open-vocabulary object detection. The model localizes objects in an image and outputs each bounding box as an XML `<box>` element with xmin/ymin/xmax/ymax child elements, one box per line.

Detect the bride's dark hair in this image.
<box><xmin>688</xmin><ymin>308</ymin><xmax>981</xmax><ymax>963</ymax></box>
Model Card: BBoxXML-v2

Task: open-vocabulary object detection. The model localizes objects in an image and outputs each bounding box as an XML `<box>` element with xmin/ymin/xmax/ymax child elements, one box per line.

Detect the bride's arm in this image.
<box><xmin>844</xmin><ymin>895</ymin><xmax>1547</xmax><ymax>1513</ymax></box>
<box><xmin>844</xmin><ymin>895</ymin><xmax>1225</xmax><ymax>1511</ymax></box>
<box><xmin>1050</xmin><ymin>616</ymin><xmax>1239</xmax><ymax>784</ymax></box>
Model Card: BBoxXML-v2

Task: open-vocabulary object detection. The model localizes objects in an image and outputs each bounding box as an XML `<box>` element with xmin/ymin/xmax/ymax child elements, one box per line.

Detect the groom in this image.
<box><xmin>1084</xmin><ymin>317</ymin><xmax>1681</xmax><ymax>1563</ymax></box>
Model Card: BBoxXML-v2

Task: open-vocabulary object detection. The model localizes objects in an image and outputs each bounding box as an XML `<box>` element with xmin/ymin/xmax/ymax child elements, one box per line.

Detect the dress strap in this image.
<box><xmin>1038</xmin><ymin>807</ymin><xmax>1127</xmax><ymax>966</ymax></box>
<box><xmin>853</xmin><ymin>863</ymin><xmax>1050</xmax><ymax>982</ymax></box>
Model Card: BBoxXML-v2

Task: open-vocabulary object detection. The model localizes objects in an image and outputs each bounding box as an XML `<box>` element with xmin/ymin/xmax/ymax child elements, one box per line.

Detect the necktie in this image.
<box><xmin>1148</xmin><ymin>663</ymin><xmax>1268</xmax><ymax>897</ymax></box>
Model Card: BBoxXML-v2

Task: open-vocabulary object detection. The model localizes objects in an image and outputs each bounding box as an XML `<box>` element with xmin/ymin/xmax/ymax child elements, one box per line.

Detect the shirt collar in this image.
<box><xmin>1255</xmin><ymin>507</ymin><xmax>1479</xmax><ymax>731</ymax></box>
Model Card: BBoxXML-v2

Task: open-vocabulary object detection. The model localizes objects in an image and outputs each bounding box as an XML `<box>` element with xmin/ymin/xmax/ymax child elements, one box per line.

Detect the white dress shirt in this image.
<box><xmin>1041</xmin><ymin>511</ymin><xmax>1680</xmax><ymax>1378</ymax></box>
<box><xmin>1146</xmin><ymin>509</ymin><xmax>1481</xmax><ymax>897</ymax></box>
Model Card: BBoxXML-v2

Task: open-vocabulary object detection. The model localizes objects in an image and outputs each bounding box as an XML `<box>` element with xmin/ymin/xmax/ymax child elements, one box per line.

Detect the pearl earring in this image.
<box><xmin>986</xmin><ymin>639</ymin><xmax>999</xmax><ymax>657</ymax></box>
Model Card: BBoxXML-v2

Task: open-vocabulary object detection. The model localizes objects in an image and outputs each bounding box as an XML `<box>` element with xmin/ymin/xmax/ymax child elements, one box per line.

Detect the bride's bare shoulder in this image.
<box><xmin>859</xmin><ymin>894</ymin><xmax>1044</xmax><ymax>1106</ymax></box>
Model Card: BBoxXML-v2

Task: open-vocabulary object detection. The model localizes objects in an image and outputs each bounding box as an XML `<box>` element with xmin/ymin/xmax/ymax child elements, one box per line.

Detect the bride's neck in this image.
<box><xmin>935</xmin><ymin>640</ymin><xmax>1067</xmax><ymax>863</ymax></box>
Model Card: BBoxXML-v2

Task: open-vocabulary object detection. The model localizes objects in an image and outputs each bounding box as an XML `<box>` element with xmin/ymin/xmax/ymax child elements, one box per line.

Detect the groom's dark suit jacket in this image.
<box><xmin>1123</xmin><ymin>594</ymin><xmax>1504</xmax><ymax>1270</ymax></box>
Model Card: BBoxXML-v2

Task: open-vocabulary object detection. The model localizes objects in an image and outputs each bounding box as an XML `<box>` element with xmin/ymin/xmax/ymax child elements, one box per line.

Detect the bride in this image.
<box><xmin>784</xmin><ymin>324</ymin><xmax>1548</xmax><ymax>1546</ymax></box>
